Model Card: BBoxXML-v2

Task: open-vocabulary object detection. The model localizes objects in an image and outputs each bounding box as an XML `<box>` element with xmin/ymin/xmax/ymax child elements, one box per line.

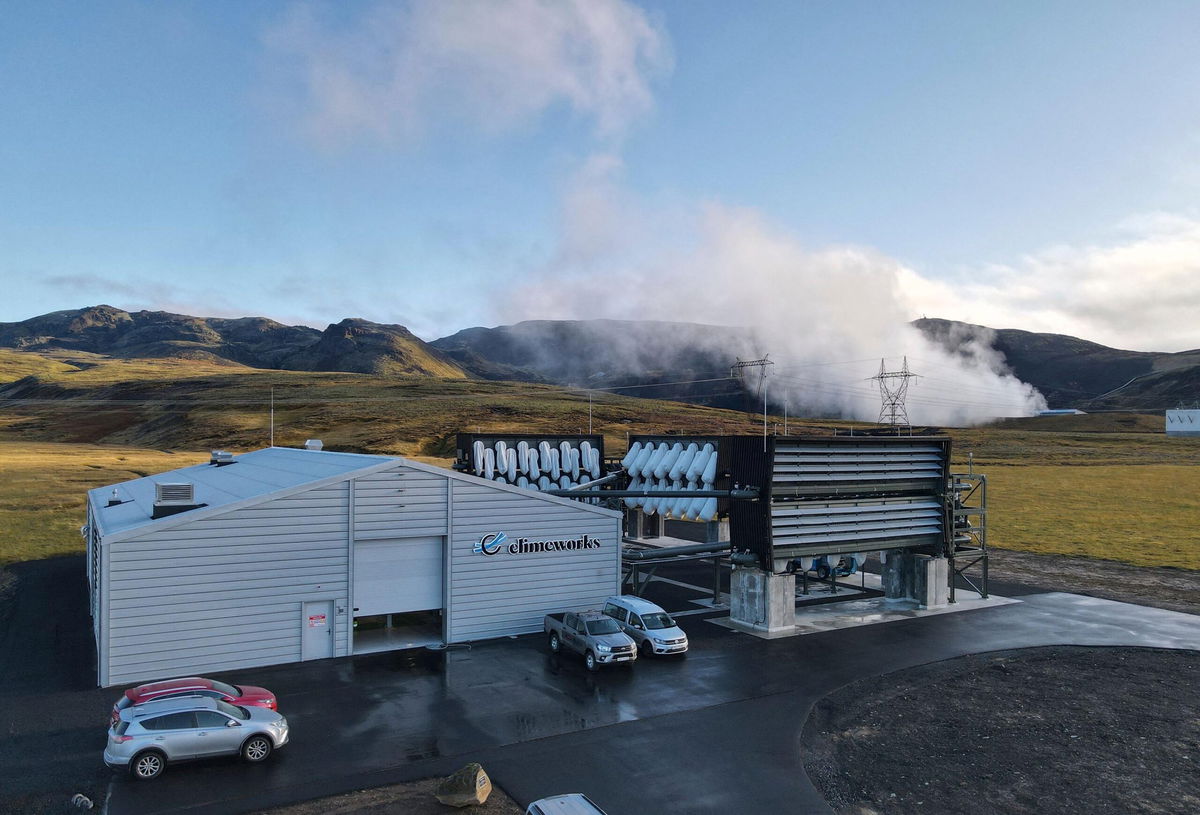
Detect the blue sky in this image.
<box><xmin>2</xmin><ymin>0</ymin><xmax>1198</xmax><ymax>353</ymax></box>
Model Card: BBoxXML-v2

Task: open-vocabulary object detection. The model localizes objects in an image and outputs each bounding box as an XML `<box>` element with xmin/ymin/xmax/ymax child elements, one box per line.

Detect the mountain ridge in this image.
<box><xmin>0</xmin><ymin>305</ymin><xmax>467</xmax><ymax>379</ymax></box>
<box><xmin>2</xmin><ymin>306</ymin><xmax>1197</xmax><ymax>412</ymax></box>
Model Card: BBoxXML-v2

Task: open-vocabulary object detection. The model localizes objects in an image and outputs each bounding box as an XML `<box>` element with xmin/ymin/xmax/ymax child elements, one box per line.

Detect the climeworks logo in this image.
<box><xmin>472</xmin><ymin>531</ymin><xmax>602</xmax><ymax>557</ymax></box>
<box><xmin>473</xmin><ymin>532</ymin><xmax>508</xmax><ymax>555</ymax></box>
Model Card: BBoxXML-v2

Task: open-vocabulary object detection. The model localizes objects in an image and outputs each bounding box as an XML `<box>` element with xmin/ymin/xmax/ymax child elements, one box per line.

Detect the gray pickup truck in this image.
<box><xmin>543</xmin><ymin>611</ymin><xmax>637</xmax><ymax>671</ymax></box>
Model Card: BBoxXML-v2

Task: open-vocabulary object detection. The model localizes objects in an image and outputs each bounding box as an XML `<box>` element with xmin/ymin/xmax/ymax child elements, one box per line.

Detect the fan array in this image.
<box><xmin>620</xmin><ymin>441</ymin><xmax>719</xmax><ymax>521</ymax></box>
<box><xmin>471</xmin><ymin>439</ymin><xmax>602</xmax><ymax>491</ymax></box>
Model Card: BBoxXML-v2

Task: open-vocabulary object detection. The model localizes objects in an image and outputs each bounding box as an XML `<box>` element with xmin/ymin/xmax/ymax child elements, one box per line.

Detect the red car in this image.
<box><xmin>111</xmin><ymin>677</ymin><xmax>277</xmax><ymax>725</ymax></box>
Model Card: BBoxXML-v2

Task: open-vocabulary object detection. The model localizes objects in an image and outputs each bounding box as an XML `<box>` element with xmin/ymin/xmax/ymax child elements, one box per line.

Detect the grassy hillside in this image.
<box><xmin>0</xmin><ymin>442</ymin><xmax>209</xmax><ymax>565</ymax></box>
<box><xmin>0</xmin><ymin>351</ymin><xmax>775</xmax><ymax>455</ymax></box>
<box><xmin>1</xmin><ymin>348</ymin><xmax>1197</xmax><ymax>570</ymax></box>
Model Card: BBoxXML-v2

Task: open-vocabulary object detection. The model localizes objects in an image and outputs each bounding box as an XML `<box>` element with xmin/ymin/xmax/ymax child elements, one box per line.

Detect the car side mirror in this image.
<box><xmin>226</xmin><ymin>720</ymin><xmax>240</xmax><ymax>727</ymax></box>
<box><xmin>634</xmin><ymin>624</ymin><xmax>644</xmax><ymax>630</ymax></box>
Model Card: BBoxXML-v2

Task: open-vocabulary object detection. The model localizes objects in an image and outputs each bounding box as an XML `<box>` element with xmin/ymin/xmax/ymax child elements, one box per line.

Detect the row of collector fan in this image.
<box><xmin>470</xmin><ymin>439</ymin><xmax>603</xmax><ymax>491</ymax></box>
<box><xmin>469</xmin><ymin>437</ymin><xmax>722</xmax><ymax>521</ymax></box>
<box><xmin>620</xmin><ymin>440</ymin><xmax>720</xmax><ymax>521</ymax></box>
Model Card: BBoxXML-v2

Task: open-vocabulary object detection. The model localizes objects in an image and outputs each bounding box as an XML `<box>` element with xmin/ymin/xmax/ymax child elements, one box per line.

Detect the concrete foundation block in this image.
<box><xmin>881</xmin><ymin>551</ymin><xmax>949</xmax><ymax>608</ymax></box>
<box><xmin>730</xmin><ymin>567</ymin><xmax>795</xmax><ymax>633</ymax></box>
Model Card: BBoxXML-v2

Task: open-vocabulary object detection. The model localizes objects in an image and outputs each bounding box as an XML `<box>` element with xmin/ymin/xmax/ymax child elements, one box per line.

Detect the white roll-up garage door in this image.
<box><xmin>354</xmin><ymin>536</ymin><xmax>443</xmax><ymax>615</ymax></box>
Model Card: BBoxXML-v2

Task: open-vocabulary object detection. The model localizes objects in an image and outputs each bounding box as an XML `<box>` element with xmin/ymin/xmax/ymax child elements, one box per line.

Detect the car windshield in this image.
<box><xmin>586</xmin><ymin>618</ymin><xmax>621</xmax><ymax>635</ymax></box>
<box><xmin>114</xmin><ymin>721</ymin><xmax>129</xmax><ymax>736</ymax></box>
<box><xmin>116</xmin><ymin>696</ymin><xmax>133</xmax><ymax>710</ymax></box>
<box><xmin>642</xmin><ymin>612</ymin><xmax>675</xmax><ymax>630</ymax></box>
<box><xmin>216</xmin><ymin>700</ymin><xmax>250</xmax><ymax>719</ymax></box>
<box><xmin>210</xmin><ymin>680</ymin><xmax>240</xmax><ymax>697</ymax></box>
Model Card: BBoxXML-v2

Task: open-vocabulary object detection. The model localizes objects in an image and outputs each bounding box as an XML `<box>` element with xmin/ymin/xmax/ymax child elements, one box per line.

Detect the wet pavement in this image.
<box><xmin>102</xmin><ymin>590</ymin><xmax>1200</xmax><ymax>815</ymax></box>
<box><xmin>2</xmin><ymin>556</ymin><xmax>1198</xmax><ymax>815</ymax></box>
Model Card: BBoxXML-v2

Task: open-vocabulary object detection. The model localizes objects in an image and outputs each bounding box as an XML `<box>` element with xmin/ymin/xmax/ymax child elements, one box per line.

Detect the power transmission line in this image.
<box><xmin>870</xmin><ymin>357</ymin><xmax>918</xmax><ymax>428</ymax></box>
<box><xmin>731</xmin><ymin>355</ymin><xmax>774</xmax><ymax>448</ymax></box>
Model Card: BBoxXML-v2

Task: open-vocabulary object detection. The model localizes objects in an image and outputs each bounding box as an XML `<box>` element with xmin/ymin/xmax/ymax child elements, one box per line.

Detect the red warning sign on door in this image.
<box><xmin>308</xmin><ymin>614</ymin><xmax>327</xmax><ymax>627</ymax></box>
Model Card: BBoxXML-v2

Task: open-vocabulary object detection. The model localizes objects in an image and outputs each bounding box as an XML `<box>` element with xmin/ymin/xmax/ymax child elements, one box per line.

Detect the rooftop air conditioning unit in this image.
<box><xmin>304</xmin><ymin>439</ymin><xmax>323</xmax><ymax>451</ymax></box>
<box><xmin>155</xmin><ymin>483</ymin><xmax>195</xmax><ymax>505</ymax></box>
<box><xmin>152</xmin><ymin>482</ymin><xmax>203</xmax><ymax>520</ymax></box>
<box><xmin>210</xmin><ymin>450</ymin><xmax>235</xmax><ymax>466</ymax></box>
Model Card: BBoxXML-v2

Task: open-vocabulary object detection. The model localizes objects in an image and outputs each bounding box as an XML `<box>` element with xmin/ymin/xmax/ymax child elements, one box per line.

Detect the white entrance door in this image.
<box><xmin>302</xmin><ymin>600</ymin><xmax>334</xmax><ymax>660</ymax></box>
<box><xmin>354</xmin><ymin>537</ymin><xmax>443</xmax><ymax>616</ymax></box>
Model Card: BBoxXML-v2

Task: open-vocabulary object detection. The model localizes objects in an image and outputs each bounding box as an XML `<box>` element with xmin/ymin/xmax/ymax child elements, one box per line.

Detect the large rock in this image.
<box><xmin>435</xmin><ymin>763</ymin><xmax>492</xmax><ymax>808</ymax></box>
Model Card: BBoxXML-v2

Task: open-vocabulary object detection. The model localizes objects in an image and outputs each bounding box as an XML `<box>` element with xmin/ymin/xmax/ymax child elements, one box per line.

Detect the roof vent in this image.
<box><xmin>152</xmin><ymin>482</ymin><xmax>205</xmax><ymax>520</ymax></box>
<box><xmin>210</xmin><ymin>450</ymin><xmax>235</xmax><ymax>466</ymax></box>
<box><xmin>155</xmin><ymin>483</ymin><xmax>195</xmax><ymax>504</ymax></box>
<box><xmin>304</xmin><ymin>439</ymin><xmax>324</xmax><ymax>451</ymax></box>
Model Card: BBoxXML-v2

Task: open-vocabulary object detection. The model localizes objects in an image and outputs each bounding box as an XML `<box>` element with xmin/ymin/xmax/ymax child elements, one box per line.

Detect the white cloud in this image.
<box><xmin>903</xmin><ymin>213</ymin><xmax>1200</xmax><ymax>352</ymax></box>
<box><xmin>264</xmin><ymin>0</ymin><xmax>670</xmax><ymax>148</ymax></box>
<box><xmin>501</xmin><ymin>158</ymin><xmax>1047</xmax><ymax>425</ymax></box>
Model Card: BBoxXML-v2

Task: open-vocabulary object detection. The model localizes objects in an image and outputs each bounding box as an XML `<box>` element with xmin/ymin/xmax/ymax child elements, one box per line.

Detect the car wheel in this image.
<box><xmin>130</xmin><ymin>750</ymin><xmax>165</xmax><ymax>781</ymax></box>
<box><xmin>242</xmin><ymin>735</ymin><xmax>273</xmax><ymax>763</ymax></box>
<box><xmin>640</xmin><ymin>639</ymin><xmax>654</xmax><ymax>657</ymax></box>
<box><xmin>815</xmin><ymin>564</ymin><xmax>830</xmax><ymax>580</ymax></box>
<box><xmin>584</xmin><ymin>650</ymin><xmax>598</xmax><ymax>672</ymax></box>
<box><xmin>549</xmin><ymin>632</ymin><xmax>561</xmax><ymax>653</ymax></box>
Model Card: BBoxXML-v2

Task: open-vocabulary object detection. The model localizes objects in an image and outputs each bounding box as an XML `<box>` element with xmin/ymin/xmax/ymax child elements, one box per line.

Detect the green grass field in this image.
<box><xmin>986</xmin><ymin>464</ymin><xmax>1200</xmax><ymax>569</ymax></box>
<box><xmin>1</xmin><ymin>347</ymin><xmax>1197</xmax><ymax>570</ymax></box>
<box><xmin>0</xmin><ymin>442</ymin><xmax>209</xmax><ymax>565</ymax></box>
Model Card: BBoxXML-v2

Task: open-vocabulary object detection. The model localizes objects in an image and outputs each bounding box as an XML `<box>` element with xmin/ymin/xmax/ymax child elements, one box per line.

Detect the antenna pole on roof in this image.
<box><xmin>270</xmin><ymin>386</ymin><xmax>275</xmax><ymax>447</ymax></box>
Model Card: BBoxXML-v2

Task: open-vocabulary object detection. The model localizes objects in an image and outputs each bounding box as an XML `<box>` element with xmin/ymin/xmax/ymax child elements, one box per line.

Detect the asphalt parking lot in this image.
<box><xmin>2</xmin><ymin>556</ymin><xmax>1198</xmax><ymax>815</ymax></box>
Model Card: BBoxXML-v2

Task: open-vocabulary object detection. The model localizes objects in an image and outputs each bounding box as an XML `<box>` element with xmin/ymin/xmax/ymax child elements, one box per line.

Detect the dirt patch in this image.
<box><xmin>987</xmin><ymin>547</ymin><xmax>1200</xmax><ymax>614</ymax></box>
<box><xmin>254</xmin><ymin>776</ymin><xmax>523</xmax><ymax>815</ymax></box>
<box><xmin>0</xmin><ymin>567</ymin><xmax>15</xmax><ymax>616</ymax></box>
<box><xmin>803</xmin><ymin>646</ymin><xmax>1200</xmax><ymax>815</ymax></box>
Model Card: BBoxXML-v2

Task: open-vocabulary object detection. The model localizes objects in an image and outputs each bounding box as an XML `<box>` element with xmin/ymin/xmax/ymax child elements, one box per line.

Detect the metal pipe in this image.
<box><xmin>622</xmin><ymin>541</ymin><xmax>731</xmax><ymax>560</ymax></box>
<box><xmin>546</xmin><ymin>488</ymin><xmax>758</xmax><ymax>499</ymax></box>
<box><xmin>565</xmin><ymin>471</ymin><xmax>623</xmax><ymax>491</ymax></box>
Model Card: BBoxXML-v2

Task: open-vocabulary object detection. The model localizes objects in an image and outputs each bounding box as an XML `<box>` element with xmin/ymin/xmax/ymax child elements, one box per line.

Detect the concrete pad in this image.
<box><xmin>710</xmin><ymin>587</ymin><xmax>1020</xmax><ymax>639</ymax></box>
<box><xmin>624</xmin><ymin>534</ymin><xmax>712</xmax><ymax>549</ymax></box>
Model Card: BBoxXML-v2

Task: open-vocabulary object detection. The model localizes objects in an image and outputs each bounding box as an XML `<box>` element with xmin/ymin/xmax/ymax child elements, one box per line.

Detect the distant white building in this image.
<box><xmin>1166</xmin><ymin>409</ymin><xmax>1200</xmax><ymax>437</ymax></box>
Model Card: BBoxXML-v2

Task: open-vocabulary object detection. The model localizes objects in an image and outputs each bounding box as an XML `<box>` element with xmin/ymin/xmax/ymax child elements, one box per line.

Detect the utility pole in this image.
<box><xmin>870</xmin><ymin>357</ymin><xmax>919</xmax><ymax>431</ymax></box>
<box><xmin>731</xmin><ymin>356</ymin><xmax>774</xmax><ymax>449</ymax></box>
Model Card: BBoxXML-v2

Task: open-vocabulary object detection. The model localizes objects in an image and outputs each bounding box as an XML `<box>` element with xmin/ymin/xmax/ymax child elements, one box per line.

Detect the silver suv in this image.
<box><xmin>104</xmin><ymin>695</ymin><xmax>289</xmax><ymax>780</ymax></box>
<box><xmin>602</xmin><ymin>595</ymin><xmax>689</xmax><ymax>656</ymax></box>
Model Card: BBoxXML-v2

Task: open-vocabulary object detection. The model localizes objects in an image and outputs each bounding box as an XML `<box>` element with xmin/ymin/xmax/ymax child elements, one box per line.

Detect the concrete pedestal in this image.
<box><xmin>706</xmin><ymin>519</ymin><xmax>730</xmax><ymax>543</ymax></box>
<box><xmin>881</xmin><ymin>551</ymin><xmax>949</xmax><ymax>608</ymax></box>
<box><xmin>730</xmin><ymin>567</ymin><xmax>796</xmax><ymax>633</ymax></box>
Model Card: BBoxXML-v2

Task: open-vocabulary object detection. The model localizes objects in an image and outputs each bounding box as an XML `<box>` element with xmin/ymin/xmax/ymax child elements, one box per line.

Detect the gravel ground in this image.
<box><xmin>803</xmin><ymin>646</ymin><xmax>1200</xmax><ymax>815</ymax></box>
<box><xmin>253</xmin><ymin>776</ymin><xmax>523</xmax><ymax>815</ymax></box>
<box><xmin>985</xmin><ymin>548</ymin><xmax>1200</xmax><ymax>615</ymax></box>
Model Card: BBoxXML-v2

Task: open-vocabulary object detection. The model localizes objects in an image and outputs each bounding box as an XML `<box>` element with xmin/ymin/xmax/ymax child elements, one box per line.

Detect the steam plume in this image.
<box><xmin>500</xmin><ymin>161</ymin><xmax>1046</xmax><ymax>425</ymax></box>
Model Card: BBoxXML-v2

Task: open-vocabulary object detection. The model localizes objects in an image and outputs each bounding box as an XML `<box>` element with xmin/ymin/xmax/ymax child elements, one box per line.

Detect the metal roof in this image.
<box><xmin>88</xmin><ymin>446</ymin><xmax>395</xmax><ymax>539</ymax></box>
<box><xmin>88</xmin><ymin>445</ymin><xmax>620</xmax><ymax>542</ymax></box>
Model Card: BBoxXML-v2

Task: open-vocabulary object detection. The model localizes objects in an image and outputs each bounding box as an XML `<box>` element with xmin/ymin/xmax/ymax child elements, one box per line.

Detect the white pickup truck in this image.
<box><xmin>543</xmin><ymin>611</ymin><xmax>637</xmax><ymax>671</ymax></box>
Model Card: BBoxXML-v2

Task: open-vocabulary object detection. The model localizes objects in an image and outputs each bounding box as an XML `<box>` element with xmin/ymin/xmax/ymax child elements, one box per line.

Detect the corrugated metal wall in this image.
<box><xmin>100</xmin><ymin>461</ymin><xmax>620</xmax><ymax>685</ymax></box>
<box><xmin>352</xmin><ymin>465</ymin><xmax>448</xmax><ymax>539</ymax></box>
<box><xmin>447</xmin><ymin>478</ymin><xmax>620</xmax><ymax>643</ymax></box>
<box><xmin>103</xmin><ymin>482</ymin><xmax>351</xmax><ymax>686</ymax></box>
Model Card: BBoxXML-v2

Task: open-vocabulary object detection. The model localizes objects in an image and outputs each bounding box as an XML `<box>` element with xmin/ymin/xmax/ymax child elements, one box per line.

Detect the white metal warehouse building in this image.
<box><xmin>85</xmin><ymin>446</ymin><xmax>621</xmax><ymax>687</ymax></box>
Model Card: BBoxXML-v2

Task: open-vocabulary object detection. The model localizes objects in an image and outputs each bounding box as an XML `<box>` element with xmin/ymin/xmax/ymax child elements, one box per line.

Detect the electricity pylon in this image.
<box><xmin>871</xmin><ymin>357</ymin><xmax>918</xmax><ymax>428</ymax></box>
<box><xmin>732</xmin><ymin>356</ymin><xmax>774</xmax><ymax>448</ymax></box>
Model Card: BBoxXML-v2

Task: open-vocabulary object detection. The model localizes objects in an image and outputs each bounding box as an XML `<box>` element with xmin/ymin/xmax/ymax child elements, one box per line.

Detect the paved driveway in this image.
<box><xmin>2</xmin><ymin>557</ymin><xmax>1198</xmax><ymax>815</ymax></box>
